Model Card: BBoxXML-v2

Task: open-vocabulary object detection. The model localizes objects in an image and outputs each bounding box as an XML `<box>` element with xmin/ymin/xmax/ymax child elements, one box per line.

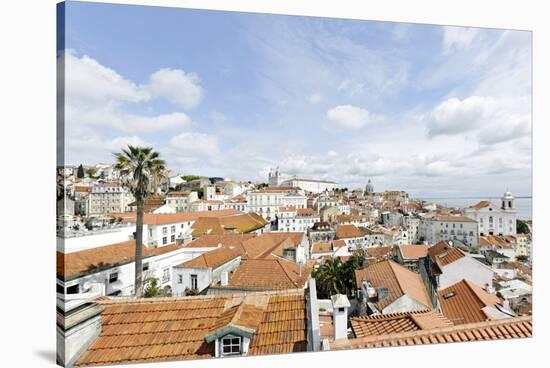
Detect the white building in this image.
<box><xmin>419</xmin><ymin>215</ymin><xmax>478</xmax><ymax>248</ymax></box>
<box><xmin>402</xmin><ymin>215</ymin><xmax>421</xmax><ymax>244</ymax></box>
<box><xmin>464</xmin><ymin>192</ymin><xmax>517</xmax><ymax>236</ymax></box>
<box><xmin>427</xmin><ymin>242</ymin><xmax>494</xmax><ymax>291</ymax></box>
<box><xmin>246</xmin><ymin>191</ymin><xmax>284</xmax><ymax>221</ymax></box>
<box><xmin>172</xmin><ymin>247</ymin><xmax>242</xmax><ymax>295</ymax></box>
<box><xmin>282</xmin><ymin>193</ymin><xmax>308</xmax><ymax>209</ymax></box>
<box><xmin>87</xmin><ymin>183</ymin><xmax>134</xmax><ymax>216</ymax></box>
<box><xmin>281</xmin><ymin>178</ymin><xmax>338</xmax><ymax>194</ymax></box>
<box><xmin>165</xmin><ymin>191</ymin><xmax>199</xmax><ymax>212</ymax></box>
<box><xmin>277</xmin><ymin>206</ymin><xmax>320</xmax><ymax>232</ymax></box>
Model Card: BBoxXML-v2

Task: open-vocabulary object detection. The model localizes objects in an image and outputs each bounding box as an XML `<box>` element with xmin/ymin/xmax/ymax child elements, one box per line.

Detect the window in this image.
<box><xmin>109</xmin><ymin>272</ymin><xmax>118</xmax><ymax>283</ymax></box>
<box><xmin>142</xmin><ymin>263</ymin><xmax>149</xmax><ymax>272</ymax></box>
<box><xmin>171</xmin><ymin>235</ymin><xmax>175</xmax><ymax>243</ymax></box>
<box><xmin>162</xmin><ymin>268</ymin><xmax>170</xmax><ymax>283</ymax></box>
<box><xmin>66</xmin><ymin>284</ymin><xmax>79</xmax><ymax>294</ymax></box>
<box><xmin>171</xmin><ymin>225</ymin><xmax>176</xmax><ymax>233</ymax></box>
<box><xmin>190</xmin><ymin>274</ymin><xmax>198</xmax><ymax>289</ymax></box>
<box><xmin>162</xmin><ymin>227</ymin><xmax>168</xmax><ymax>235</ymax></box>
<box><xmin>221</xmin><ymin>335</ymin><xmax>242</xmax><ymax>356</ymax></box>
<box><xmin>178</xmin><ymin>275</ymin><xmax>183</xmax><ymax>284</ymax></box>
<box><xmin>163</xmin><ymin>236</ymin><xmax>167</xmax><ymax>245</ymax></box>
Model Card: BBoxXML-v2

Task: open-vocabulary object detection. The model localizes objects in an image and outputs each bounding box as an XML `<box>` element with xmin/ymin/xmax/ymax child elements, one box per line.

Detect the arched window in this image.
<box><xmin>489</xmin><ymin>216</ymin><xmax>493</xmax><ymax>224</ymax></box>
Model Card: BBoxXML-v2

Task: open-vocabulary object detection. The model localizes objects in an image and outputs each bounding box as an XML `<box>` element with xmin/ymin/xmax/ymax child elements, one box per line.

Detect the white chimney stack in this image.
<box><xmin>221</xmin><ymin>271</ymin><xmax>229</xmax><ymax>286</ymax></box>
<box><xmin>331</xmin><ymin>294</ymin><xmax>351</xmax><ymax>340</ymax></box>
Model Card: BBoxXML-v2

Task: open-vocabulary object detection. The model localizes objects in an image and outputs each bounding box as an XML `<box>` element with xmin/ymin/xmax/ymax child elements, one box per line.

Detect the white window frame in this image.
<box><xmin>221</xmin><ymin>335</ymin><xmax>242</xmax><ymax>356</ymax></box>
<box><xmin>190</xmin><ymin>274</ymin><xmax>198</xmax><ymax>289</ymax></box>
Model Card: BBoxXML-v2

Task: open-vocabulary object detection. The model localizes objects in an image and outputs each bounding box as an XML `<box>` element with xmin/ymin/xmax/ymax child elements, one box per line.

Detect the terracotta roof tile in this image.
<box><xmin>336</xmin><ymin>225</ymin><xmax>365</xmax><ymax>239</ymax></box>
<box><xmin>75</xmin><ymin>290</ymin><xmax>307</xmax><ymax>366</ymax></box>
<box><xmin>398</xmin><ymin>244</ymin><xmax>429</xmax><ymax>260</ymax></box>
<box><xmin>331</xmin><ymin>316</ymin><xmax>532</xmax><ymax>350</ymax></box>
<box><xmin>354</xmin><ymin>260</ymin><xmax>432</xmax><ymax>311</ymax></box>
<box><xmin>351</xmin><ymin>310</ymin><xmax>452</xmax><ymax>337</ymax></box>
<box><xmin>428</xmin><ymin>241</ymin><xmax>466</xmax><ymax>268</ymax></box>
<box><xmin>433</xmin><ymin>215</ymin><xmax>477</xmax><ymax>223</ymax></box>
<box><xmin>471</xmin><ymin>201</ymin><xmax>492</xmax><ymax>210</ymax></box>
<box><xmin>183</xmin><ymin>234</ymin><xmax>257</xmax><ymax>249</ymax></box>
<box><xmin>365</xmin><ymin>246</ymin><xmax>393</xmax><ymax>259</ymax></box>
<box><xmin>176</xmin><ymin>247</ymin><xmax>241</xmax><ymax>270</ymax></box>
<box><xmin>57</xmin><ymin>241</ymin><xmax>183</xmax><ymax>280</ymax></box>
<box><xmin>311</xmin><ymin>242</ymin><xmax>333</xmax><ymax>253</ymax></box>
<box><xmin>217</xmin><ymin>259</ymin><xmax>311</xmax><ymax>291</ymax></box>
<box><xmin>120</xmin><ymin>209</ymin><xmax>243</xmax><ymax>225</ymax></box>
<box><xmin>438</xmin><ymin>280</ymin><xmax>502</xmax><ymax>325</ymax></box>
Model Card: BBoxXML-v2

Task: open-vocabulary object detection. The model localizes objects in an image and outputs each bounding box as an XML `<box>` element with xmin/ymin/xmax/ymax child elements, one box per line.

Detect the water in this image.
<box><xmin>418</xmin><ymin>197</ymin><xmax>532</xmax><ymax>221</ymax></box>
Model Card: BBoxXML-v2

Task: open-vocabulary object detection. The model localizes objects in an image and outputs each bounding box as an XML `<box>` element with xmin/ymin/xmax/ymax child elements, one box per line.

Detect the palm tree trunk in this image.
<box><xmin>134</xmin><ymin>199</ymin><xmax>144</xmax><ymax>297</ymax></box>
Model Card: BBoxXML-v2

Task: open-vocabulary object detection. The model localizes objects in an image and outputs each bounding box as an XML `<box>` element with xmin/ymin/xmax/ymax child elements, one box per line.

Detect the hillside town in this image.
<box><xmin>56</xmin><ymin>162</ymin><xmax>533</xmax><ymax>367</ymax></box>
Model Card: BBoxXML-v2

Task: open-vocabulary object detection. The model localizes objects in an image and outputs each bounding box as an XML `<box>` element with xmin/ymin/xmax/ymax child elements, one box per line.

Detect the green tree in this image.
<box><xmin>85</xmin><ymin>167</ymin><xmax>97</xmax><ymax>178</ymax></box>
<box><xmin>143</xmin><ymin>277</ymin><xmax>160</xmax><ymax>298</ymax></box>
<box><xmin>516</xmin><ymin>255</ymin><xmax>529</xmax><ymax>262</ymax></box>
<box><xmin>312</xmin><ymin>258</ymin><xmax>347</xmax><ymax>298</ymax></box>
<box><xmin>516</xmin><ymin>220</ymin><xmax>530</xmax><ymax>234</ymax></box>
<box><xmin>185</xmin><ymin>287</ymin><xmax>200</xmax><ymax>296</ymax></box>
<box><xmin>181</xmin><ymin>175</ymin><xmax>200</xmax><ymax>182</ymax></box>
<box><xmin>114</xmin><ymin>145</ymin><xmax>166</xmax><ymax>297</ymax></box>
<box><xmin>77</xmin><ymin>164</ymin><xmax>85</xmax><ymax>178</ymax></box>
<box><xmin>312</xmin><ymin>254</ymin><xmax>366</xmax><ymax>298</ymax></box>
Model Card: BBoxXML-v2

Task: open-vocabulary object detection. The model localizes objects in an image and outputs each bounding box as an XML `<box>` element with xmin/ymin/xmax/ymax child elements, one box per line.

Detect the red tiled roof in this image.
<box><xmin>438</xmin><ymin>279</ymin><xmax>502</xmax><ymax>325</ymax></box>
<box><xmin>120</xmin><ymin>209</ymin><xmax>243</xmax><ymax>225</ymax></box>
<box><xmin>217</xmin><ymin>258</ymin><xmax>311</xmax><ymax>291</ymax></box>
<box><xmin>398</xmin><ymin>244</ymin><xmax>429</xmax><ymax>260</ymax></box>
<box><xmin>354</xmin><ymin>260</ymin><xmax>432</xmax><ymax>310</ymax></box>
<box><xmin>336</xmin><ymin>224</ymin><xmax>365</xmax><ymax>239</ymax></box>
<box><xmin>57</xmin><ymin>241</ymin><xmax>183</xmax><ymax>280</ymax></box>
<box><xmin>471</xmin><ymin>201</ymin><xmax>492</xmax><ymax>210</ymax></box>
<box><xmin>176</xmin><ymin>247</ymin><xmax>241</xmax><ymax>269</ymax></box>
<box><xmin>428</xmin><ymin>241</ymin><xmax>466</xmax><ymax>268</ymax></box>
<box><xmin>351</xmin><ymin>310</ymin><xmax>452</xmax><ymax>337</ymax></box>
<box><xmin>331</xmin><ymin>316</ymin><xmax>532</xmax><ymax>350</ymax></box>
<box><xmin>75</xmin><ymin>290</ymin><xmax>307</xmax><ymax>366</ymax></box>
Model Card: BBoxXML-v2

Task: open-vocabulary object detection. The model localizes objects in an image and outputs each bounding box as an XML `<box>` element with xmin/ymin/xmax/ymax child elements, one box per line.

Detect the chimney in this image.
<box><xmin>56</xmin><ymin>294</ymin><xmax>104</xmax><ymax>366</ymax></box>
<box><xmin>221</xmin><ymin>271</ymin><xmax>229</xmax><ymax>286</ymax></box>
<box><xmin>331</xmin><ymin>294</ymin><xmax>350</xmax><ymax>340</ymax></box>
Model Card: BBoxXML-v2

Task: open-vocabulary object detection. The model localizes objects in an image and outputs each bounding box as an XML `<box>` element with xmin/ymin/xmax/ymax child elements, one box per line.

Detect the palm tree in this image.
<box><xmin>114</xmin><ymin>145</ymin><xmax>165</xmax><ymax>297</ymax></box>
<box><xmin>312</xmin><ymin>258</ymin><xmax>346</xmax><ymax>297</ymax></box>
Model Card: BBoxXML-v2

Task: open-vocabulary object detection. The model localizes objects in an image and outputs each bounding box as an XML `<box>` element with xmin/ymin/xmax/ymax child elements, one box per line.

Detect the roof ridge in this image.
<box><xmin>333</xmin><ymin>316</ymin><xmax>532</xmax><ymax>349</ymax></box>
<box><xmin>276</xmin><ymin>258</ymin><xmax>301</xmax><ymax>287</ymax></box>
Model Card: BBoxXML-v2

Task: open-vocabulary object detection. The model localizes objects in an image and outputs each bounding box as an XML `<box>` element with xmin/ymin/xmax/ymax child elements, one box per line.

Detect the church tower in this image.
<box><xmin>365</xmin><ymin>179</ymin><xmax>374</xmax><ymax>196</ymax></box>
<box><xmin>268</xmin><ymin>167</ymin><xmax>280</xmax><ymax>187</ymax></box>
<box><xmin>501</xmin><ymin>191</ymin><xmax>515</xmax><ymax>210</ymax></box>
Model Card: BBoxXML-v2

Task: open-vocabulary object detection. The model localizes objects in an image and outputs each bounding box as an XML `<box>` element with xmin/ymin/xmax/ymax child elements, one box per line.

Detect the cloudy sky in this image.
<box><xmin>60</xmin><ymin>2</ymin><xmax>532</xmax><ymax>197</ymax></box>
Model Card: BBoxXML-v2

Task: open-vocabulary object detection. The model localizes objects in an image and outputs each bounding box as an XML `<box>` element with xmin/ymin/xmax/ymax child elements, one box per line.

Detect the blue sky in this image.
<box><xmin>60</xmin><ymin>1</ymin><xmax>532</xmax><ymax>197</ymax></box>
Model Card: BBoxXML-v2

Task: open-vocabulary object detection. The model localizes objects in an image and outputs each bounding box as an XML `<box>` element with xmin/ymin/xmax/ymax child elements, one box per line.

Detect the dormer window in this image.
<box><xmin>221</xmin><ymin>335</ymin><xmax>242</xmax><ymax>356</ymax></box>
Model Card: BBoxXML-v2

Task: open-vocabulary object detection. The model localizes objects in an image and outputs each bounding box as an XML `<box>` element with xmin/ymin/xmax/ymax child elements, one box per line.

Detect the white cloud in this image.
<box><xmin>148</xmin><ymin>68</ymin><xmax>203</xmax><ymax>109</ymax></box>
<box><xmin>326</xmin><ymin>105</ymin><xmax>380</xmax><ymax>129</ymax></box>
<box><xmin>169</xmin><ymin>132</ymin><xmax>220</xmax><ymax>158</ymax></box>
<box><xmin>308</xmin><ymin>92</ymin><xmax>322</xmax><ymax>104</ymax></box>
<box><xmin>65</xmin><ymin>50</ymin><xmax>149</xmax><ymax>106</ymax></box>
<box><xmin>426</xmin><ymin>96</ymin><xmax>531</xmax><ymax>144</ymax></box>
<box><xmin>442</xmin><ymin>26</ymin><xmax>480</xmax><ymax>53</ymax></box>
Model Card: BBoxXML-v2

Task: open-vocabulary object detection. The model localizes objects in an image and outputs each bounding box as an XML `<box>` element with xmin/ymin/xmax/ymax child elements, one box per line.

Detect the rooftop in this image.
<box><xmin>57</xmin><ymin>241</ymin><xmax>184</xmax><ymax>280</ymax></box>
<box><xmin>215</xmin><ymin>258</ymin><xmax>312</xmax><ymax>291</ymax></box>
<box><xmin>335</xmin><ymin>224</ymin><xmax>365</xmax><ymax>239</ymax></box>
<box><xmin>438</xmin><ymin>279</ymin><xmax>502</xmax><ymax>325</ymax></box>
<box><xmin>351</xmin><ymin>310</ymin><xmax>452</xmax><ymax>338</ymax></box>
<box><xmin>331</xmin><ymin>316</ymin><xmax>531</xmax><ymax>350</ymax></box>
<box><xmin>354</xmin><ymin>260</ymin><xmax>432</xmax><ymax>311</ymax></box>
<box><xmin>75</xmin><ymin>289</ymin><xmax>308</xmax><ymax>366</ymax></box>
<box><xmin>398</xmin><ymin>244</ymin><xmax>429</xmax><ymax>260</ymax></box>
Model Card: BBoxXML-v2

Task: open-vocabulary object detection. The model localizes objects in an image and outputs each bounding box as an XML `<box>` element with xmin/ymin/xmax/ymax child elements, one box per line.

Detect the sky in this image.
<box><xmin>59</xmin><ymin>1</ymin><xmax>532</xmax><ymax>197</ymax></box>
